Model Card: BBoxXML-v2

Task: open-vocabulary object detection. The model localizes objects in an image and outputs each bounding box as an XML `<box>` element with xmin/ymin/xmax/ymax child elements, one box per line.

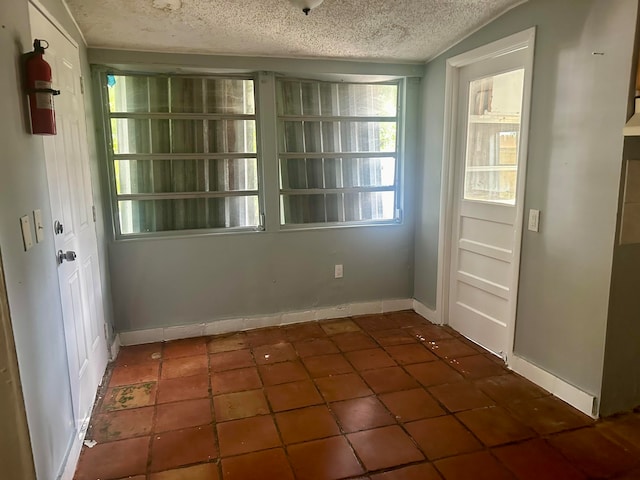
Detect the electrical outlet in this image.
<box><xmin>334</xmin><ymin>264</ymin><xmax>343</xmax><ymax>279</ymax></box>
<box><xmin>528</xmin><ymin>209</ymin><xmax>540</xmax><ymax>232</ymax></box>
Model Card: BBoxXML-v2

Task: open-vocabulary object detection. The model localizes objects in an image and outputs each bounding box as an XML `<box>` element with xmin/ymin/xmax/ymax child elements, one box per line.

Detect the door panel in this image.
<box><xmin>29</xmin><ymin>5</ymin><xmax>108</xmax><ymax>432</ymax></box>
<box><xmin>448</xmin><ymin>47</ymin><xmax>530</xmax><ymax>357</ymax></box>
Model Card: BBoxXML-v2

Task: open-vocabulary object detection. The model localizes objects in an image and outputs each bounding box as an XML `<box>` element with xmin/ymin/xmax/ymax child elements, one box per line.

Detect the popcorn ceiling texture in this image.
<box><xmin>66</xmin><ymin>0</ymin><xmax>523</xmax><ymax>62</ymax></box>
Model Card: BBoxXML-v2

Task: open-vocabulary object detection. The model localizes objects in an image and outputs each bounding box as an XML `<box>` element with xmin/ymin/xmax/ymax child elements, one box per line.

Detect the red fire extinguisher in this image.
<box><xmin>25</xmin><ymin>39</ymin><xmax>60</xmax><ymax>135</ymax></box>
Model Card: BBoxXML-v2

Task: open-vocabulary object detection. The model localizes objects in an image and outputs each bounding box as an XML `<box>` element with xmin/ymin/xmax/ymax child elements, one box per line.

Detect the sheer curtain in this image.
<box><xmin>107</xmin><ymin>75</ymin><xmax>259</xmax><ymax>235</ymax></box>
<box><xmin>277</xmin><ymin>79</ymin><xmax>399</xmax><ymax>225</ymax></box>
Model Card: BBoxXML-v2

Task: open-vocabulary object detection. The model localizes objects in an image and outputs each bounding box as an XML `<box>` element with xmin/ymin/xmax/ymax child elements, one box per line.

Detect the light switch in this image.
<box><xmin>528</xmin><ymin>209</ymin><xmax>540</xmax><ymax>232</ymax></box>
<box><xmin>33</xmin><ymin>209</ymin><xmax>45</xmax><ymax>243</ymax></box>
<box><xmin>20</xmin><ymin>216</ymin><xmax>34</xmax><ymax>251</ymax></box>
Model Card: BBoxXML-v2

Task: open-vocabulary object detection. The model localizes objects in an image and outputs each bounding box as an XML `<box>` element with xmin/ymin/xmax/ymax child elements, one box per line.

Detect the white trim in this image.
<box><xmin>119</xmin><ymin>298</ymin><xmax>414</xmax><ymax>345</ymax></box>
<box><xmin>57</xmin><ymin>407</ymin><xmax>92</xmax><ymax>480</ymax></box>
<box><xmin>28</xmin><ymin>0</ymin><xmax>79</xmax><ymax>48</ymax></box>
<box><xmin>436</xmin><ymin>27</ymin><xmax>536</xmax><ymax>362</ymax></box>
<box><xmin>509</xmin><ymin>355</ymin><xmax>598</xmax><ymax>418</ymax></box>
<box><xmin>412</xmin><ymin>299</ymin><xmax>440</xmax><ymax>325</ymax></box>
<box><xmin>109</xmin><ymin>334</ymin><xmax>121</xmax><ymax>361</ymax></box>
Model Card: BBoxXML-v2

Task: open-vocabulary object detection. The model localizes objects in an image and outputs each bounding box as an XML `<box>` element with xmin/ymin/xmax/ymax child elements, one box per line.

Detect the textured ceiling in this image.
<box><xmin>66</xmin><ymin>0</ymin><xmax>525</xmax><ymax>62</ymax></box>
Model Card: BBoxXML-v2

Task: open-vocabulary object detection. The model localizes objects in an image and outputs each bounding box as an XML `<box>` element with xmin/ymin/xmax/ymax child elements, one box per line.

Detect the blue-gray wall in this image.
<box><xmin>414</xmin><ymin>0</ymin><xmax>637</xmax><ymax>401</ymax></box>
<box><xmin>89</xmin><ymin>56</ymin><xmax>423</xmax><ymax>334</ymax></box>
<box><xmin>0</xmin><ymin>0</ymin><xmax>113</xmax><ymax>478</ymax></box>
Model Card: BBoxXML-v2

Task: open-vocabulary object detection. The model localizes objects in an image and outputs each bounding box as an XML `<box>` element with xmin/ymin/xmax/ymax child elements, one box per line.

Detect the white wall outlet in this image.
<box><xmin>20</xmin><ymin>215</ymin><xmax>34</xmax><ymax>251</ymax></box>
<box><xmin>528</xmin><ymin>209</ymin><xmax>540</xmax><ymax>232</ymax></box>
<box><xmin>33</xmin><ymin>209</ymin><xmax>45</xmax><ymax>243</ymax></box>
<box><xmin>334</xmin><ymin>264</ymin><xmax>343</xmax><ymax>279</ymax></box>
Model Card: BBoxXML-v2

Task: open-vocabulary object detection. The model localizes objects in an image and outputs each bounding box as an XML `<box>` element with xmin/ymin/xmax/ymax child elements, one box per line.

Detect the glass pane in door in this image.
<box><xmin>464</xmin><ymin>69</ymin><xmax>525</xmax><ymax>204</ymax></box>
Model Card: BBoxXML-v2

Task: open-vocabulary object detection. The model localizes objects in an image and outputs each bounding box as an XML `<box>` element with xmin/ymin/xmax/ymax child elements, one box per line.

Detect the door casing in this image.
<box><xmin>436</xmin><ymin>28</ymin><xmax>536</xmax><ymax>364</ymax></box>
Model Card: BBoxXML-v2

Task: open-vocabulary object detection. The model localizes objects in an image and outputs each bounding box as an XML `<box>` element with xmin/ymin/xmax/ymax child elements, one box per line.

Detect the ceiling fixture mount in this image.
<box><xmin>288</xmin><ymin>0</ymin><xmax>324</xmax><ymax>15</ymax></box>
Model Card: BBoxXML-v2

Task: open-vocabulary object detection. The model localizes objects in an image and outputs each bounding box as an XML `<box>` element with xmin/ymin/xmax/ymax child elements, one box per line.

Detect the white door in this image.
<box><xmin>448</xmin><ymin>46</ymin><xmax>531</xmax><ymax>357</ymax></box>
<box><xmin>29</xmin><ymin>5</ymin><xmax>108</xmax><ymax>432</ymax></box>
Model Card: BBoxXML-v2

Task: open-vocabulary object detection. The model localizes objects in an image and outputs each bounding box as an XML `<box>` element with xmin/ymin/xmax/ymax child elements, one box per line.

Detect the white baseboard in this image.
<box><xmin>109</xmin><ymin>334</ymin><xmax>121</xmax><ymax>361</ymax></box>
<box><xmin>119</xmin><ymin>298</ymin><xmax>414</xmax><ymax>346</ymax></box>
<box><xmin>412</xmin><ymin>299</ymin><xmax>440</xmax><ymax>324</ymax></box>
<box><xmin>508</xmin><ymin>354</ymin><xmax>598</xmax><ymax>418</ymax></box>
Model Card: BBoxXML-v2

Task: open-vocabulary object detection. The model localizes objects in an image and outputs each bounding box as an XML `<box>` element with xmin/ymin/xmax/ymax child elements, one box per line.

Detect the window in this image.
<box><xmin>277</xmin><ymin>79</ymin><xmax>400</xmax><ymax>225</ymax></box>
<box><xmin>106</xmin><ymin>74</ymin><xmax>259</xmax><ymax>235</ymax></box>
<box><xmin>463</xmin><ymin>69</ymin><xmax>524</xmax><ymax>204</ymax></box>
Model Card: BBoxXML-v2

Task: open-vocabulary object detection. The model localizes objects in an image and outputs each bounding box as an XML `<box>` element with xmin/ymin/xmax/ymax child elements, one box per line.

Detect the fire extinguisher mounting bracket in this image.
<box><xmin>26</xmin><ymin>87</ymin><xmax>61</xmax><ymax>95</ymax></box>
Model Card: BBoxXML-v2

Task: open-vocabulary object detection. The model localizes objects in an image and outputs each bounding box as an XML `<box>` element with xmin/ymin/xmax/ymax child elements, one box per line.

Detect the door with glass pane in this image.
<box><xmin>448</xmin><ymin>48</ymin><xmax>529</xmax><ymax>357</ymax></box>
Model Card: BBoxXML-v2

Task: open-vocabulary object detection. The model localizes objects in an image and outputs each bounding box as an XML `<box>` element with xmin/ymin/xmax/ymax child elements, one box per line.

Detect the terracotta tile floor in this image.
<box><xmin>75</xmin><ymin>311</ymin><xmax>640</xmax><ymax>480</ymax></box>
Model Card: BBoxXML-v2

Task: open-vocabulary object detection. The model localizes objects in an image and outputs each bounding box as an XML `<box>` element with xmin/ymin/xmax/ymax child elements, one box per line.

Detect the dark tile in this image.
<box><xmin>405</xmin><ymin>416</ymin><xmax>482</xmax><ymax>460</ymax></box>
<box><xmin>380</xmin><ymin>388</ymin><xmax>445</xmax><ymax>422</ymax></box>
<box><xmin>474</xmin><ymin>374</ymin><xmax>549</xmax><ymax>405</ymax></box>
<box><xmin>259</xmin><ymin>360</ymin><xmax>309</xmax><ymax>385</ymax></box>
<box><xmin>506</xmin><ymin>396</ymin><xmax>593</xmax><ymax>435</ymax></box>
<box><xmin>254</xmin><ymin>342</ymin><xmax>297</xmax><ymax>365</ymax></box>
<box><xmin>434</xmin><ymin>451</ymin><xmax>514</xmax><ymax>480</ymax></box>
<box><xmin>149</xmin><ymin>425</ymin><xmax>217</xmax><ymax>472</ymax></box>
<box><xmin>161</xmin><ymin>355</ymin><xmax>208</xmax><ymax>379</ymax></box>
<box><xmin>210</xmin><ymin>349</ymin><xmax>254</xmax><ymax>372</ymax></box>
<box><xmin>370</xmin><ymin>463</ymin><xmax>442</xmax><ymax>480</ymax></box>
<box><xmin>102</xmin><ymin>382</ymin><xmax>157</xmax><ymax>411</ymax></box>
<box><xmin>221</xmin><ymin>448</ymin><xmax>294</xmax><ymax>480</ymax></box>
<box><xmin>320</xmin><ymin>318</ymin><xmax>361</xmax><ymax>335</ymax></box>
<box><xmin>287</xmin><ymin>436</ymin><xmax>364</xmax><ymax>480</ymax></box>
<box><xmin>426</xmin><ymin>338</ymin><xmax>478</xmax><ymax>359</ymax></box>
<box><xmin>389</xmin><ymin>311</ymin><xmax>427</xmax><ymax>328</ymax></box>
<box><xmin>207</xmin><ymin>333</ymin><xmax>248</xmax><ymax>353</ymax></box>
<box><xmin>149</xmin><ymin>463</ymin><xmax>219</xmax><ymax>480</ymax></box>
<box><xmin>217</xmin><ymin>415</ymin><xmax>281</xmax><ymax>457</ymax></box>
<box><xmin>456</xmin><ymin>406</ymin><xmax>534</xmax><ymax>446</ymax></box>
<box><xmin>407</xmin><ymin>324</ymin><xmax>454</xmax><ymax>342</ymax></box>
<box><xmin>370</xmin><ymin>328</ymin><xmax>416</xmax><ymax>346</ymax></box>
<box><xmin>211</xmin><ymin>366</ymin><xmax>262</xmax><ymax>395</ymax></box>
<box><xmin>353</xmin><ymin>314</ymin><xmax>397</xmax><ymax>332</ymax></box>
<box><xmin>345</xmin><ymin>348</ymin><xmax>396</xmax><ymax>371</ymax></box>
<box><xmin>213</xmin><ymin>389</ymin><xmax>270</xmax><ymax>422</ymax></box>
<box><xmin>157</xmin><ymin>374</ymin><xmax>209</xmax><ymax>404</ymax></box>
<box><xmin>596</xmin><ymin>412</ymin><xmax>640</xmax><ymax>452</ymax></box>
<box><xmin>75</xmin><ymin>436</ymin><xmax>149</xmax><ymax>480</ymax></box>
<box><xmin>361</xmin><ymin>366</ymin><xmax>419</xmax><ymax>394</ymax></box>
<box><xmin>447</xmin><ymin>354</ymin><xmax>507</xmax><ymax>379</ymax></box>
<box><xmin>285</xmin><ymin>322</ymin><xmax>327</xmax><ymax>342</ymax></box>
<box><xmin>276</xmin><ymin>405</ymin><xmax>341</xmax><ymax>444</ymax></box>
<box><xmin>331</xmin><ymin>396</ymin><xmax>395</xmax><ymax>432</ymax></box>
<box><xmin>265</xmin><ymin>379</ymin><xmax>323</xmax><ymax>411</ymax></box>
<box><xmin>246</xmin><ymin>327</ymin><xmax>288</xmax><ymax>348</ymax></box>
<box><xmin>385</xmin><ymin>344</ymin><xmax>438</xmax><ymax>365</ymax></box>
<box><xmin>294</xmin><ymin>338</ymin><xmax>340</xmax><ymax>357</ymax></box>
<box><xmin>429</xmin><ymin>382</ymin><xmax>495</xmax><ymax>412</ymax></box>
<box><xmin>332</xmin><ymin>332</ymin><xmax>378</xmax><ymax>352</ymax></box>
<box><xmin>116</xmin><ymin>343</ymin><xmax>162</xmax><ymax>365</ymax></box>
<box><xmin>163</xmin><ymin>337</ymin><xmax>208</xmax><ymax>359</ymax></box>
<box><xmin>303</xmin><ymin>353</ymin><xmax>354</xmax><ymax>378</ymax></box>
<box><xmin>109</xmin><ymin>361</ymin><xmax>160</xmax><ymax>387</ymax></box>
<box><xmin>548</xmin><ymin>427</ymin><xmax>640</xmax><ymax>478</ymax></box>
<box><xmin>405</xmin><ymin>361</ymin><xmax>464</xmax><ymax>387</ymax></box>
<box><xmin>348</xmin><ymin>425</ymin><xmax>424</xmax><ymax>471</ymax></box>
<box><xmin>314</xmin><ymin>373</ymin><xmax>373</xmax><ymax>402</ymax></box>
<box><xmin>493</xmin><ymin>438</ymin><xmax>587</xmax><ymax>480</ymax></box>
<box><xmin>155</xmin><ymin>398</ymin><xmax>212</xmax><ymax>432</ymax></box>
<box><xmin>89</xmin><ymin>407</ymin><xmax>154</xmax><ymax>442</ymax></box>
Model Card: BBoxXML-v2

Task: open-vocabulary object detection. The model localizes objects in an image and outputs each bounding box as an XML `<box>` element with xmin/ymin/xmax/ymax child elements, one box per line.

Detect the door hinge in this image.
<box><xmin>80</xmin><ymin>76</ymin><xmax>84</xmax><ymax>95</ymax></box>
<box><xmin>92</xmin><ymin>205</ymin><xmax>97</xmax><ymax>222</ymax></box>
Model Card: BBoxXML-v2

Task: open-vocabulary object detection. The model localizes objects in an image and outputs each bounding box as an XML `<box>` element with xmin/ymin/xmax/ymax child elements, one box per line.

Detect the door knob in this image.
<box><xmin>54</xmin><ymin>220</ymin><xmax>64</xmax><ymax>235</ymax></box>
<box><xmin>57</xmin><ymin>250</ymin><xmax>77</xmax><ymax>264</ymax></box>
